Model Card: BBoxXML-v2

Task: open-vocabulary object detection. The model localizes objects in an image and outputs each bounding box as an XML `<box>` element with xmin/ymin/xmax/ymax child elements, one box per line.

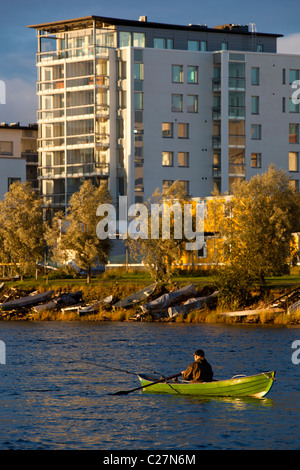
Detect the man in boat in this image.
<box><xmin>181</xmin><ymin>349</ymin><xmax>214</xmax><ymax>383</ymax></box>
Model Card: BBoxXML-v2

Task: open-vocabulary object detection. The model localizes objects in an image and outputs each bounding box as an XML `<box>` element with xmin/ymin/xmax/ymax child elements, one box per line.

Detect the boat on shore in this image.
<box><xmin>138</xmin><ymin>371</ymin><xmax>275</xmax><ymax>398</ymax></box>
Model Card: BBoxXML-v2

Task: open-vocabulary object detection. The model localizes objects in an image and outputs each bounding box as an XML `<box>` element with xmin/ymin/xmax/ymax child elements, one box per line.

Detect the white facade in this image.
<box><xmin>28</xmin><ymin>15</ymin><xmax>300</xmax><ymax>212</ymax></box>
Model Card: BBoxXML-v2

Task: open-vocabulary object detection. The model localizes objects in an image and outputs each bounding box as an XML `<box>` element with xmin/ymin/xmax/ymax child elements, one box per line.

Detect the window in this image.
<box><xmin>200</xmin><ymin>41</ymin><xmax>207</xmax><ymax>51</ymax></box>
<box><xmin>289</xmin><ymin>151</ymin><xmax>299</xmax><ymax>172</ymax></box>
<box><xmin>0</xmin><ymin>141</ymin><xmax>13</xmax><ymax>155</ymax></box>
<box><xmin>178</xmin><ymin>123</ymin><xmax>189</xmax><ymax>138</ymax></box>
<box><xmin>251</xmin><ymin>124</ymin><xmax>261</xmax><ymax>139</ymax></box>
<box><xmin>188</xmin><ymin>40</ymin><xmax>199</xmax><ymax>51</ymax></box>
<box><xmin>251</xmin><ymin>153</ymin><xmax>261</xmax><ymax>168</ymax></box>
<box><xmin>133</xmin><ymin>33</ymin><xmax>145</xmax><ymax>48</ymax></box>
<box><xmin>289</xmin><ymin>123</ymin><xmax>299</xmax><ymax>143</ymax></box>
<box><xmin>119</xmin><ymin>32</ymin><xmax>131</xmax><ymax>47</ymax></box>
<box><xmin>134</xmin><ymin>92</ymin><xmax>143</xmax><ymax>109</ymax></box>
<box><xmin>221</xmin><ymin>42</ymin><xmax>228</xmax><ymax>50</ymax></box>
<box><xmin>257</xmin><ymin>44</ymin><xmax>263</xmax><ymax>52</ymax></box>
<box><xmin>178</xmin><ymin>180</ymin><xmax>189</xmax><ymax>194</ymax></box>
<box><xmin>282</xmin><ymin>68</ymin><xmax>286</xmax><ymax>84</ymax></box>
<box><xmin>162</xmin><ymin>122</ymin><xmax>173</xmax><ymax>138</ymax></box>
<box><xmin>154</xmin><ymin>38</ymin><xmax>164</xmax><ymax>48</ymax></box>
<box><xmin>134</xmin><ymin>63</ymin><xmax>144</xmax><ymax>80</ymax></box>
<box><xmin>154</xmin><ymin>38</ymin><xmax>173</xmax><ymax>49</ymax></box>
<box><xmin>289</xmin><ymin>69</ymin><xmax>299</xmax><ymax>84</ymax></box>
<box><xmin>251</xmin><ymin>96</ymin><xmax>259</xmax><ymax>114</ymax></box>
<box><xmin>162</xmin><ymin>151</ymin><xmax>173</xmax><ymax>166</ymax></box>
<box><xmin>8</xmin><ymin>177</ymin><xmax>21</xmax><ymax>190</ymax></box>
<box><xmin>178</xmin><ymin>152</ymin><xmax>189</xmax><ymax>167</ymax></box>
<box><xmin>282</xmin><ymin>97</ymin><xmax>286</xmax><ymax>113</ymax></box>
<box><xmin>172</xmin><ymin>94</ymin><xmax>183</xmax><ymax>112</ymax></box>
<box><xmin>289</xmin><ymin>98</ymin><xmax>300</xmax><ymax>113</ymax></box>
<box><xmin>187</xmin><ymin>95</ymin><xmax>198</xmax><ymax>112</ymax></box>
<box><xmin>162</xmin><ymin>180</ymin><xmax>174</xmax><ymax>192</ymax></box>
<box><xmin>172</xmin><ymin>65</ymin><xmax>183</xmax><ymax>83</ymax></box>
<box><xmin>251</xmin><ymin>67</ymin><xmax>259</xmax><ymax>85</ymax></box>
<box><xmin>187</xmin><ymin>66</ymin><xmax>198</xmax><ymax>83</ymax></box>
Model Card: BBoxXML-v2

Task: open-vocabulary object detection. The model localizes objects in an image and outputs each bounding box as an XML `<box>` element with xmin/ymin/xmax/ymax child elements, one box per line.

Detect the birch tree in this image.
<box><xmin>0</xmin><ymin>182</ymin><xmax>45</xmax><ymax>279</ymax></box>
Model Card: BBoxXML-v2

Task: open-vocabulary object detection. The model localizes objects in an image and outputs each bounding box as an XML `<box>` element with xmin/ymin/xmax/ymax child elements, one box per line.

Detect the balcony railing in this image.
<box><xmin>228</xmin><ymin>106</ymin><xmax>245</xmax><ymax>119</ymax></box>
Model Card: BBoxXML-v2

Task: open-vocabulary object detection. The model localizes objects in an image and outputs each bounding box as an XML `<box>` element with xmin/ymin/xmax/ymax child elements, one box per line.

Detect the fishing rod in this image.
<box><xmin>72</xmin><ymin>359</ymin><xmax>141</xmax><ymax>376</ymax></box>
<box><xmin>72</xmin><ymin>358</ymin><xmax>164</xmax><ymax>378</ymax></box>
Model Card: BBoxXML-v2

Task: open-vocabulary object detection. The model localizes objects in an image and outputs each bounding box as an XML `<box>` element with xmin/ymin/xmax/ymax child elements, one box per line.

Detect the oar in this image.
<box><xmin>113</xmin><ymin>372</ymin><xmax>182</xmax><ymax>395</ymax></box>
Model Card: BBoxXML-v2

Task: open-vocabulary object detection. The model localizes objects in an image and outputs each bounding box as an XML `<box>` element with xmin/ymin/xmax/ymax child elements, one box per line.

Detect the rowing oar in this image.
<box><xmin>112</xmin><ymin>372</ymin><xmax>182</xmax><ymax>396</ymax></box>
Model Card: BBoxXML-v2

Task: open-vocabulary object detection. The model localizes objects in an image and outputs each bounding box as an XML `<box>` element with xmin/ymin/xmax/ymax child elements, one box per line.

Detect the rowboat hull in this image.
<box><xmin>138</xmin><ymin>371</ymin><xmax>275</xmax><ymax>398</ymax></box>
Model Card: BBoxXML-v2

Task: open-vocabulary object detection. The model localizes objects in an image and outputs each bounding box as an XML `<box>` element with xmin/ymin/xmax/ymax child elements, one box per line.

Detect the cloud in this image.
<box><xmin>277</xmin><ymin>34</ymin><xmax>300</xmax><ymax>54</ymax></box>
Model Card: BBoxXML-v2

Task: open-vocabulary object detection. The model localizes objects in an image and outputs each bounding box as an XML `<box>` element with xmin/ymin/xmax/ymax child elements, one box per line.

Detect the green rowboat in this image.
<box><xmin>138</xmin><ymin>371</ymin><xmax>275</xmax><ymax>398</ymax></box>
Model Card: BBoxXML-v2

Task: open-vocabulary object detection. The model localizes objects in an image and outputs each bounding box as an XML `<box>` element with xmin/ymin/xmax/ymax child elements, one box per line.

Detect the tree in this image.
<box><xmin>46</xmin><ymin>180</ymin><xmax>113</xmax><ymax>283</ymax></box>
<box><xmin>0</xmin><ymin>182</ymin><xmax>45</xmax><ymax>279</ymax></box>
<box><xmin>126</xmin><ymin>181</ymin><xmax>194</xmax><ymax>283</ymax></box>
<box><xmin>216</xmin><ymin>165</ymin><xmax>300</xmax><ymax>307</ymax></box>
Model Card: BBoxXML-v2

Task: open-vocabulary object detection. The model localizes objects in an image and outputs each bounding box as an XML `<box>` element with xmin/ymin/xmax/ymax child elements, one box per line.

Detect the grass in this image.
<box><xmin>1</xmin><ymin>268</ymin><xmax>300</xmax><ymax>325</ymax></box>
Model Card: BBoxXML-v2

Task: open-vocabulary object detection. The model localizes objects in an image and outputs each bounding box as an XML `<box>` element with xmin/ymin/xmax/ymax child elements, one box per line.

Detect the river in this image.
<box><xmin>0</xmin><ymin>321</ymin><xmax>299</xmax><ymax>451</ymax></box>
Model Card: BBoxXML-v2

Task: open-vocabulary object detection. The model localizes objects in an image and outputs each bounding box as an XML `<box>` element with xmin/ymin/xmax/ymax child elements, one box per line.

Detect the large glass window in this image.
<box><xmin>119</xmin><ymin>32</ymin><xmax>131</xmax><ymax>47</ymax></box>
<box><xmin>251</xmin><ymin>124</ymin><xmax>262</xmax><ymax>139</ymax></box>
<box><xmin>172</xmin><ymin>65</ymin><xmax>183</xmax><ymax>83</ymax></box>
<box><xmin>289</xmin><ymin>151</ymin><xmax>299</xmax><ymax>171</ymax></box>
<box><xmin>188</xmin><ymin>40</ymin><xmax>199</xmax><ymax>51</ymax></box>
<box><xmin>251</xmin><ymin>96</ymin><xmax>259</xmax><ymax>114</ymax></box>
<box><xmin>289</xmin><ymin>123</ymin><xmax>299</xmax><ymax>143</ymax></box>
<box><xmin>162</xmin><ymin>151</ymin><xmax>173</xmax><ymax>166</ymax></box>
<box><xmin>178</xmin><ymin>123</ymin><xmax>189</xmax><ymax>138</ymax></box>
<box><xmin>187</xmin><ymin>66</ymin><xmax>198</xmax><ymax>83</ymax></box>
<box><xmin>289</xmin><ymin>69</ymin><xmax>299</xmax><ymax>84</ymax></box>
<box><xmin>178</xmin><ymin>152</ymin><xmax>189</xmax><ymax>167</ymax></box>
<box><xmin>133</xmin><ymin>33</ymin><xmax>145</xmax><ymax>48</ymax></box>
<box><xmin>134</xmin><ymin>63</ymin><xmax>144</xmax><ymax>80</ymax></box>
<box><xmin>187</xmin><ymin>95</ymin><xmax>198</xmax><ymax>112</ymax></box>
<box><xmin>251</xmin><ymin>67</ymin><xmax>260</xmax><ymax>85</ymax></box>
<box><xmin>289</xmin><ymin>98</ymin><xmax>300</xmax><ymax>113</ymax></box>
<box><xmin>134</xmin><ymin>92</ymin><xmax>143</xmax><ymax>109</ymax></box>
<box><xmin>172</xmin><ymin>94</ymin><xmax>183</xmax><ymax>112</ymax></box>
<box><xmin>251</xmin><ymin>153</ymin><xmax>261</xmax><ymax>168</ymax></box>
<box><xmin>0</xmin><ymin>141</ymin><xmax>13</xmax><ymax>155</ymax></box>
<box><xmin>162</xmin><ymin>122</ymin><xmax>173</xmax><ymax>138</ymax></box>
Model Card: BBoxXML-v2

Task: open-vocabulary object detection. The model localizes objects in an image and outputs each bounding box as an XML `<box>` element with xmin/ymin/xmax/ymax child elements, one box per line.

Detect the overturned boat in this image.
<box><xmin>0</xmin><ymin>290</ymin><xmax>54</xmax><ymax>311</ymax></box>
<box><xmin>168</xmin><ymin>291</ymin><xmax>219</xmax><ymax>318</ymax></box>
<box><xmin>140</xmin><ymin>283</ymin><xmax>197</xmax><ymax>315</ymax></box>
<box><xmin>113</xmin><ymin>283</ymin><xmax>157</xmax><ymax>309</ymax></box>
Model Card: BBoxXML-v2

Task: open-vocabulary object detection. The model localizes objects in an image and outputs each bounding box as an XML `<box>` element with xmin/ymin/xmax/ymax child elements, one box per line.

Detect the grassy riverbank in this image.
<box><xmin>2</xmin><ymin>269</ymin><xmax>300</xmax><ymax>325</ymax></box>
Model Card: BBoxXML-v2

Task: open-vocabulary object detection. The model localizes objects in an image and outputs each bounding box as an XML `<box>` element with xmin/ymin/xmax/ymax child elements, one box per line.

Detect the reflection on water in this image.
<box><xmin>0</xmin><ymin>321</ymin><xmax>299</xmax><ymax>449</ymax></box>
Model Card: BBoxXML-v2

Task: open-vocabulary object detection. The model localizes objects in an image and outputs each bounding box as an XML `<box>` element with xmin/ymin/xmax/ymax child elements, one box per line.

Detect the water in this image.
<box><xmin>0</xmin><ymin>321</ymin><xmax>300</xmax><ymax>450</ymax></box>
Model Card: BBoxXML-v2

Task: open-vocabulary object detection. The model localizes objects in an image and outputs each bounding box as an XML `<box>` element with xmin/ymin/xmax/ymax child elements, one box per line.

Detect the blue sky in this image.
<box><xmin>1</xmin><ymin>0</ymin><xmax>300</xmax><ymax>124</ymax></box>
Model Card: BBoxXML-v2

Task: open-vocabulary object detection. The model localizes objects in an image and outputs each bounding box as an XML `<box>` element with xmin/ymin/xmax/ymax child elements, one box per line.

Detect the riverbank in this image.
<box><xmin>1</xmin><ymin>270</ymin><xmax>300</xmax><ymax>325</ymax></box>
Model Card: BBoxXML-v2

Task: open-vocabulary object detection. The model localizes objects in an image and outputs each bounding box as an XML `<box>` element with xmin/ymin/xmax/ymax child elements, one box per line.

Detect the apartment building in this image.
<box><xmin>28</xmin><ymin>15</ymin><xmax>300</xmax><ymax>214</ymax></box>
<box><xmin>0</xmin><ymin>122</ymin><xmax>38</xmax><ymax>199</ymax></box>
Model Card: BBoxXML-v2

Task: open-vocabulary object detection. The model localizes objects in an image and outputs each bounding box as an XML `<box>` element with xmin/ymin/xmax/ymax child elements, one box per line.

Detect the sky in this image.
<box><xmin>0</xmin><ymin>0</ymin><xmax>300</xmax><ymax>125</ymax></box>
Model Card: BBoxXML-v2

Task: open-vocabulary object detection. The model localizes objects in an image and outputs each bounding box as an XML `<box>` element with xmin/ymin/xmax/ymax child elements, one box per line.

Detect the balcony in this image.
<box><xmin>228</xmin><ymin>77</ymin><xmax>246</xmax><ymax>90</ymax></box>
<box><xmin>228</xmin><ymin>163</ymin><xmax>246</xmax><ymax>177</ymax></box>
<box><xmin>212</xmin><ymin>136</ymin><xmax>221</xmax><ymax>149</ymax></box>
<box><xmin>212</xmin><ymin>164</ymin><xmax>221</xmax><ymax>178</ymax></box>
<box><xmin>228</xmin><ymin>106</ymin><xmax>245</xmax><ymax>119</ymax></box>
<box><xmin>212</xmin><ymin>106</ymin><xmax>221</xmax><ymax>120</ymax></box>
<box><xmin>212</xmin><ymin>78</ymin><xmax>221</xmax><ymax>91</ymax></box>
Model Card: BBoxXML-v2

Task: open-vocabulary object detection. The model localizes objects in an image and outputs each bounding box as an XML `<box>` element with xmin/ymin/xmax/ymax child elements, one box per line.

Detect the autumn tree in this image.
<box><xmin>46</xmin><ymin>180</ymin><xmax>113</xmax><ymax>283</ymax></box>
<box><xmin>216</xmin><ymin>165</ymin><xmax>300</xmax><ymax>307</ymax></box>
<box><xmin>0</xmin><ymin>181</ymin><xmax>45</xmax><ymax>279</ymax></box>
<box><xmin>126</xmin><ymin>181</ymin><xmax>197</xmax><ymax>283</ymax></box>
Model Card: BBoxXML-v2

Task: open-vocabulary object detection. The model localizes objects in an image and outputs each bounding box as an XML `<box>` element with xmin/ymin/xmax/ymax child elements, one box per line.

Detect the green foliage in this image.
<box><xmin>126</xmin><ymin>181</ymin><xmax>191</xmax><ymax>282</ymax></box>
<box><xmin>45</xmin><ymin>180</ymin><xmax>113</xmax><ymax>283</ymax></box>
<box><xmin>0</xmin><ymin>182</ymin><xmax>45</xmax><ymax>278</ymax></box>
<box><xmin>216</xmin><ymin>165</ymin><xmax>300</xmax><ymax>308</ymax></box>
